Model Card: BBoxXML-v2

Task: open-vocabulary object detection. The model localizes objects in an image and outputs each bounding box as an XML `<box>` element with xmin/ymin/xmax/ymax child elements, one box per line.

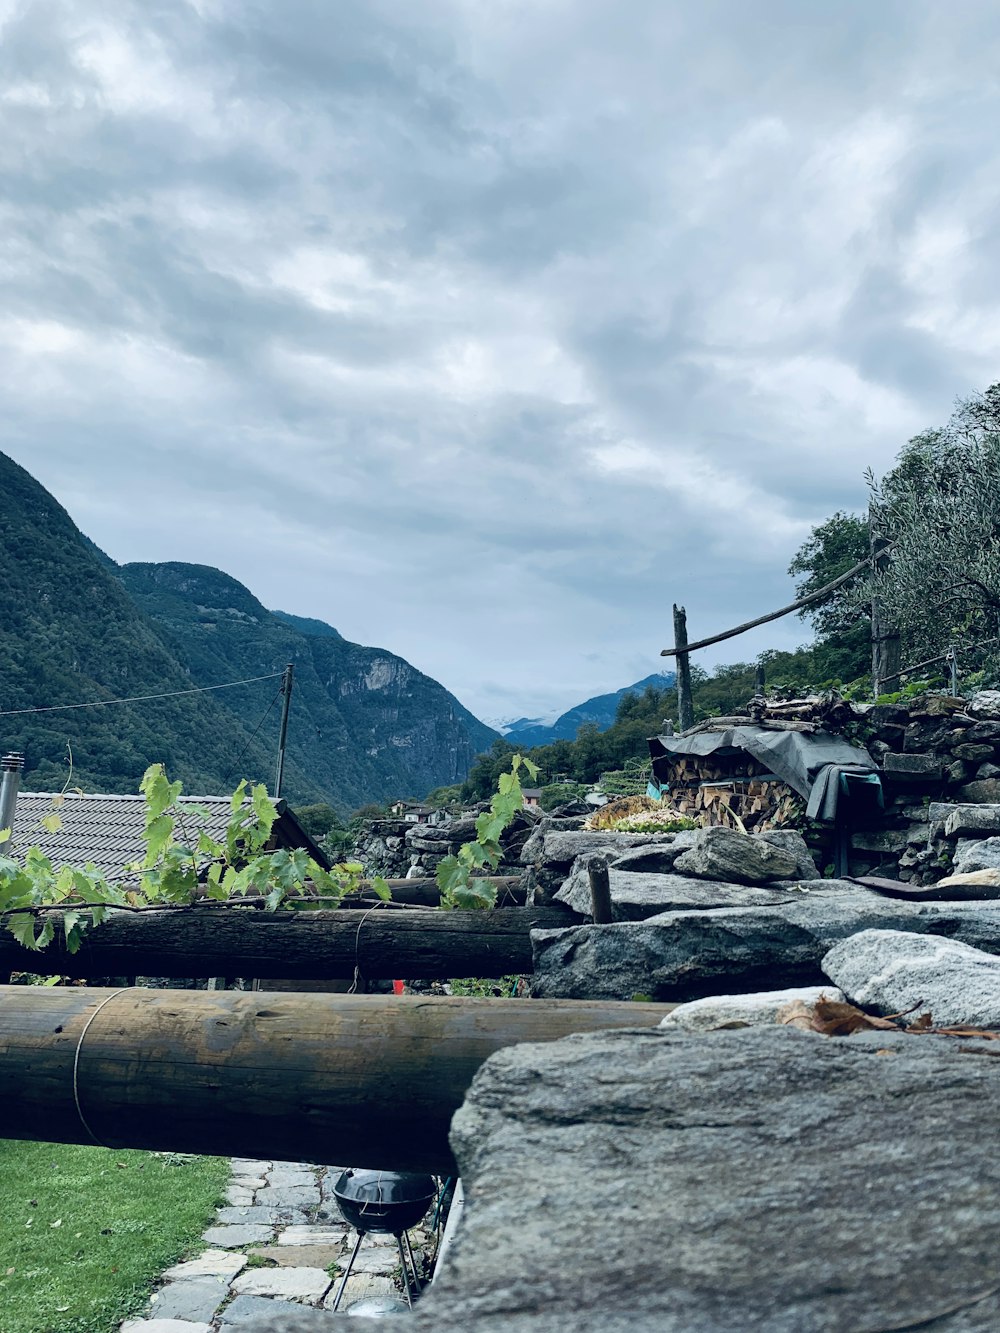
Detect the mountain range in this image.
<box><xmin>497</xmin><ymin>671</ymin><xmax>677</xmax><ymax>748</ymax></box>
<box><xmin>0</xmin><ymin>451</ymin><xmax>496</xmax><ymax>811</ymax></box>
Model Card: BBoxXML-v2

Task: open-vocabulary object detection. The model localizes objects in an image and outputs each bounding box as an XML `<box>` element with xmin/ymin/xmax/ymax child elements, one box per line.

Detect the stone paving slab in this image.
<box><xmin>254</xmin><ymin>1186</ymin><xmax>321</xmax><ymax>1209</ymax></box>
<box><xmin>335</xmin><ymin>1245</ymin><xmax>404</xmax><ymax>1275</ymax></box>
<box><xmin>203</xmin><ymin>1224</ymin><xmax>276</xmax><ymax>1247</ymax></box>
<box><xmin>266</xmin><ymin>1170</ymin><xmax>318</xmax><ymax>1187</ymax></box>
<box><xmin>229</xmin><ymin>1176</ymin><xmax>266</xmax><ymax>1190</ymax></box>
<box><xmin>230</xmin><ymin>1266</ymin><xmax>332</xmax><ymax>1304</ymax></box>
<box><xmin>218</xmin><ymin>1295</ymin><xmax>335</xmax><ymax>1327</ymax></box>
<box><xmin>216</xmin><ymin>1206</ymin><xmax>305</xmax><ymax>1226</ymax></box>
<box><xmin>161</xmin><ymin>1250</ymin><xmax>247</xmax><ymax>1282</ymax></box>
<box><xmin>323</xmin><ymin>1272</ymin><xmax>397</xmax><ymax>1311</ymax></box>
<box><xmin>230</xmin><ymin>1159</ymin><xmax>271</xmax><ymax>1173</ymax></box>
<box><xmin>277</xmin><ymin>1225</ymin><xmax>346</xmax><ymax>1246</ymax></box>
<box><xmin>122</xmin><ymin>1321</ymin><xmax>213</xmax><ymax>1333</ymax></box>
<box><xmin>146</xmin><ymin>1278</ymin><xmax>228</xmax><ymax>1321</ymax></box>
<box><xmin>248</xmin><ymin>1244</ymin><xmax>345</xmax><ymax>1269</ymax></box>
<box><xmin>224</xmin><ymin>1186</ymin><xmax>255</xmax><ymax>1206</ymax></box>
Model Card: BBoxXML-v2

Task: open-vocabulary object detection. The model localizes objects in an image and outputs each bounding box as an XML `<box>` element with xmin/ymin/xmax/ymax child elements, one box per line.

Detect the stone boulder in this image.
<box><xmin>757</xmin><ymin>828</ymin><xmax>820</xmax><ymax>879</ymax></box>
<box><xmin>968</xmin><ymin>689</ymin><xmax>1000</xmax><ymax>719</ymax></box>
<box><xmin>243</xmin><ymin>1026</ymin><xmax>1000</xmax><ymax>1332</ymax></box>
<box><xmin>530</xmin><ymin>889</ymin><xmax>1000</xmax><ymax>1001</ymax></box>
<box><xmin>955</xmin><ymin>836</ymin><xmax>1000</xmax><ymax>874</ymax></box>
<box><xmin>554</xmin><ymin>869</ymin><xmax>798</xmax><ymax>921</ymax></box>
<box><xmin>673</xmin><ymin>825</ymin><xmax>799</xmax><ymax>884</ymax></box>
<box><xmin>821</xmin><ymin>929</ymin><xmax>1000</xmax><ymax>1027</ymax></box>
<box><xmin>657</xmin><ymin>984</ymin><xmax>845</xmax><ymax>1032</ymax></box>
<box><xmin>944</xmin><ymin>804</ymin><xmax>1000</xmax><ymax>838</ymax></box>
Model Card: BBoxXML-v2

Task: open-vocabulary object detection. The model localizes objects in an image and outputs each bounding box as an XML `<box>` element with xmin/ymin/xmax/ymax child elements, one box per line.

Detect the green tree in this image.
<box><xmin>867</xmin><ymin>385</ymin><xmax>1000</xmax><ymax>671</ymax></box>
<box><xmin>293</xmin><ymin>803</ymin><xmax>343</xmax><ymax>840</ymax></box>
<box><xmin>787</xmin><ymin>511</ymin><xmax>870</xmax><ymax>683</ymax></box>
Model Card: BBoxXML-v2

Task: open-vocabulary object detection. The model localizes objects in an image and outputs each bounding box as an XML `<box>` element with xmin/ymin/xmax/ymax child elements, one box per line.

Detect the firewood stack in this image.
<box><xmin>665</xmin><ymin>752</ymin><xmax>803</xmax><ymax>833</ymax></box>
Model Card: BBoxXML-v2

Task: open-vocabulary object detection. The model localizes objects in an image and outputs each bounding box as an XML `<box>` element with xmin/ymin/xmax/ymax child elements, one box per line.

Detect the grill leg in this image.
<box><xmin>396</xmin><ymin>1233</ymin><xmax>414</xmax><ymax>1308</ymax></box>
<box><xmin>403</xmin><ymin>1229</ymin><xmax>422</xmax><ymax>1292</ymax></box>
<box><xmin>330</xmin><ymin>1228</ymin><xmax>366</xmax><ymax>1312</ymax></box>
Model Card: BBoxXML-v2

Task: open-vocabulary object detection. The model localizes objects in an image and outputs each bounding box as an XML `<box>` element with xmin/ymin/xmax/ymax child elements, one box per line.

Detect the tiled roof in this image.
<box><xmin>10</xmin><ymin>792</ymin><xmax>258</xmax><ymax>879</ymax></box>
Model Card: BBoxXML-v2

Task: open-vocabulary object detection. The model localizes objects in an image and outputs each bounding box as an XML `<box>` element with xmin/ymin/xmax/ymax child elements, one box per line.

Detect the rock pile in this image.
<box><xmin>354</xmin><ymin>807</ymin><xmax>541</xmax><ymax>880</ymax></box>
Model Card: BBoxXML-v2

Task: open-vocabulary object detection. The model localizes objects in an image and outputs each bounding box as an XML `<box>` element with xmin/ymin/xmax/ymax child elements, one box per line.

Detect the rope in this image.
<box><xmin>348</xmin><ymin>905</ymin><xmax>385</xmax><ymax>994</ymax></box>
<box><xmin>72</xmin><ymin>987</ymin><xmax>133</xmax><ymax>1147</ymax></box>
<box><xmin>0</xmin><ymin>672</ymin><xmax>284</xmax><ymax>718</ymax></box>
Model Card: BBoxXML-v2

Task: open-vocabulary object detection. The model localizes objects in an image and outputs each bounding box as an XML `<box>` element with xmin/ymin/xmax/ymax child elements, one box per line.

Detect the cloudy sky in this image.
<box><xmin>3</xmin><ymin>0</ymin><xmax>999</xmax><ymax>725</ymax></box>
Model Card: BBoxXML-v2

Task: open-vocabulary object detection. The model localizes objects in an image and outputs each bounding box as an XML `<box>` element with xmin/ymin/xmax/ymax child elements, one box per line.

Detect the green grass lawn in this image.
<box><xmin>0</xmin><ymin>1141</ymin><xmax>230</xmax><ymax>1333</ymax></box>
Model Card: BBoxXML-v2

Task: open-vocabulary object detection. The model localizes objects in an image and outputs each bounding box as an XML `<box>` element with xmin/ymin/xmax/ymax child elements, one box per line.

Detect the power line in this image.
<box><xmin>223</xmin><ymin>687</ymin><xmax>284</xmax><ymax>788</ymax></box>
<box><xmin>0</xmin><ymin>672</ymin><xmax>285</xmax><ymax>719</ymax></box>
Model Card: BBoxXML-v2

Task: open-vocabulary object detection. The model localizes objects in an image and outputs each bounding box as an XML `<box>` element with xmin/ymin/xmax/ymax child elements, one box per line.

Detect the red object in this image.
<box><xmin>392</xmin><ymin>980</ymin><xmax>405</xmax><ymax>995</ymax></box>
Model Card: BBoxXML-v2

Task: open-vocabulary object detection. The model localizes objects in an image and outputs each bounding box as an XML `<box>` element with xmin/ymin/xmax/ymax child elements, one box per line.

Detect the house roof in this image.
<box><xmin>7</xmin><ymin>791</ymin><xmax>330</xmax><ymax>879</ymax></box>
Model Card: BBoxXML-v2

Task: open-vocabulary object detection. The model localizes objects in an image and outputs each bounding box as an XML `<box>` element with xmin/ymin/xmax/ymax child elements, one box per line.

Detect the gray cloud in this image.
<box><xmin>2</xmin><ymin>0</ymin><xmax>999</xmax><ymax>723</ymax></box>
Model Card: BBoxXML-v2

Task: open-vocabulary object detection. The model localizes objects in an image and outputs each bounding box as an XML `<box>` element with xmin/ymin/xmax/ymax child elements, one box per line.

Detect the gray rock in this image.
<box><xmin>757</xmin><ymin>829</ymin><xmax>820</xmax><ymax>879</ymax></box>
<box><xmin>673</xmin><ymin>825</ymin><xmax>799</xmax><ymax>884</ymax></box>
<box><xmin>945</xmin><ymin>804</ymin><xmax>1000</xmax><ymax>837</ymax></box>
<box><xmin>603</xmin><ymin>831</ymin><xmax>699</xmax><ymax>874</ymax></box>
<box><xmin>968</xmin><ymin>689</ymin><xmax>1000</xmax><ymax>718</ymax></box>
<box><xmin>658</xmin><ymin>984</ymin><xmax>845</xmax><ymax>1032</ymax></box>
<box><xmin>215</xmin><ymin>1206</ymin><xmax>305</xmax><ymax>1226</ymax></box>
<box><xmin>162</xmin><ymin>1250</ymin><xmax>247</xmax><ymax>1282</ymax></box>
<box><xmin>821</xmin><ymin>929</ymin><xmax>1000</xmax><ymax>1027</ymax></box>
<box><xmin>242</xmin><ymin>1026</ymin><xmax>1000</xmax><ymax>1331</ymax></box>
<box><xmin>882</xmin><ymin>751</ymin><xmax>944</xmax><ymax>775</ymax></box>
<box><xmin>531</xmin><ymin>890</ymin><xmax>1000</xmax><ymax>1001</ymax></box>
<box><xmin>959</xmin><ymin>779</ymin><xmax>1000</xmax><ymax>803</ymax></box>
<box><xmin>146</xmin><ymin>1279</ymin><xmax>228</xmax><ymax>1322</ymax></box>
<box><xmin>956</xmin><ymin>836</ymin><xmax>1000</xmax><ymax>873</ymax></box>
<box><xmin>541</xmin><ymin>830</ymin><xmax>671</xmax><ymax>865</ymax></box>
<box><xmin>554</xmin><ymin>869</ymin><xmax>798</xmax><ymax>921</ymax></box>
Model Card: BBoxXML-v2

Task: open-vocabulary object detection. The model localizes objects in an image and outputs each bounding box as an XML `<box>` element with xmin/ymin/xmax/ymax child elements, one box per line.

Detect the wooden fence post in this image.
<box><xmin>673</xmin><ymin>604</ymin><xmax>694</xmax><ymax>731</ymax></box>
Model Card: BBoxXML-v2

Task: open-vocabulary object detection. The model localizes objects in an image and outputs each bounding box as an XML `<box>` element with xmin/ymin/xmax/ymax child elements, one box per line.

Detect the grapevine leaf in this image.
<box><xmin>371</xmin><ymin>876</ymin><xmax>392</xmax><ymax>902</ymax></box>
<box><xmin>143</xmin><ymin>815</ymin><xmax>174</xmax><ymax>868</ymax></box>
<box><xmin>230</xmin><ymin>779</ymin><xmax>248</xmax><ymax>815</ymax></box>
<box><xmin>41</xmin><ymin>813</ymin><xmax>63</xmax><ymax>835</ymax></box>
<box><xmin>7</xmin><ymin>913</ymin><xmax>42</xmax><ymax>950</ymax></box>
<box><xmin>0</xmin><ymin>827</ymin><xmax>9</xmax><ymax>845</ymax></box>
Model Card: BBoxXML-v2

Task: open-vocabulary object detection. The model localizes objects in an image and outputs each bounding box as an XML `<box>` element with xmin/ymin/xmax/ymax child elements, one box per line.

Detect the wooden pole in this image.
<box><xmin>0</xmin><ymin>904</ymin><xmax>572</xmax><ymax>980</ymax></box>
<box><xmin>673</xmin><ymin>604</ymin><xmax>694</xmax><ymax>731</ymax></box>
<box><xmin>0</xmin><ymin>987</ymin><xmax>672</xmax><ymax>1173</ymax></box>
<box><xmin>348</xmin><ymin>876</ymin><xmax>524</xmax><ymax>908</ymax></box>
<box><xmin>660</xmin><ymin>557</ymin><xmax>870</xmax><ymax>657</ymax></box>
<box><xmin>587</xmin><ymin>857</ymin><xmax>613</xmax><ymax>924</ymax></box>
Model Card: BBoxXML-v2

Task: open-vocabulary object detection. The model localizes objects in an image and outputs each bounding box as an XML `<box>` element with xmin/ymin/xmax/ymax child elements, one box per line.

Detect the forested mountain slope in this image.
<box><xmin>0</xmin><ymin>451</ymin><xmax>497</xmax><ymax>809</ymax></box>
<box><xmin>119</xmin><ymin>561</ymin><xmax>498</xmax><ymax>810</ymax></box>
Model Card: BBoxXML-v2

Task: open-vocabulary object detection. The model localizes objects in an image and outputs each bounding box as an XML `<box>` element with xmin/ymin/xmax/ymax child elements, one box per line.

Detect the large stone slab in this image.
<box><xmin>758</xmin><ymin>828</ymin><xmax>820</xmax><ymax>879</ymax></box>
<box><xmin>122</xmin><ymin>1322</ymin><xmax>213</xmax><ymax>1333</ymax></box>
<box><xmin>822</xmin><ymin>929</ymin><xmax>1000</xmax><ymax>1027</ymax></box>
<box><xmin>531</xmin><ymin>890</ymin><xmax>1000</xmax><ymax>1000</ymax></box>
<box><xmin>944</xmin><ymin>804</ymin><xmax>1000</xmax><ymax>837</ymax></box>
<box><xmin>554</xmin><ymin>869</ymin><xmax>797</xmax><ymax>921</ymax></box>
<box><xmin>203</xmin><ymin>1224</ymin><xmax>275</xmax><ymax>1247</ymax></box>
<box><xmin>219</xmin><ymin>1294</ymin><xmax>337</xmax><ymax>1327</ymax></box>
<box><xmin>243</xmin><ymin>1026</ymin><xmax>1000</xmax><ymax>1332</ymax></box>
<box><xmin>673</xmin><ymin>825</ymin><xmax>799</xmax><ymax>884</ymax></box>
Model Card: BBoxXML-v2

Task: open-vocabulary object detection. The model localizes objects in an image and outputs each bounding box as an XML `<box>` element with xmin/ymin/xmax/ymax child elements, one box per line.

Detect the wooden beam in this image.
<box><xmin>0</xmin><ymin>987</ymin><xmax>673</xmax><ymax>1173</ymax></box>
<box><xmin>347</xmin><ymin>876</ymin><xmax>524</xmax><ymax>908</ymax></box>
<box><xmin>660</xmin><ymin>558</ymin><xmax>869</xmax><ymax>657</ymax></box>
<box><xmin>0</xmin><ymin>905</ymin><xmax>572</xmax><ymax>980</ymax></box>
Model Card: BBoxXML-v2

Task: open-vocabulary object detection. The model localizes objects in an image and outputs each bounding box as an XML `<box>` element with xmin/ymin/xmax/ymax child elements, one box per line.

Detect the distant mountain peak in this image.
<box><xmin>502</xmin><ymin>671</ymin><xmax>676</xmax><ymax>747</ymax></box>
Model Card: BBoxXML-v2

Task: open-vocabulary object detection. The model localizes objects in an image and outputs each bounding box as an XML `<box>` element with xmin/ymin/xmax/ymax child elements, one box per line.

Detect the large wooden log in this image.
<box><xmin>0</xmin><ymin>905</ymin><xmax>573</xmax><ymax>980</ymax></box>
<box><xmin>0</xmin><ymin>987</ymin><xmax>671</xmax><ymax>1173</ymax></box>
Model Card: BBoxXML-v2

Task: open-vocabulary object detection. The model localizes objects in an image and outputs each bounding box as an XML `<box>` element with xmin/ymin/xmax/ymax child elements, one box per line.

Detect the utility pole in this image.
<box><xmin>274</xmin><ymin>664</ymin><xmax>294</xmax><ymax>800</ymax></box>
<box><xmin>673</xmin><ymin>605</ymin><xmax>694</xmax><ymax>731</ymax></box>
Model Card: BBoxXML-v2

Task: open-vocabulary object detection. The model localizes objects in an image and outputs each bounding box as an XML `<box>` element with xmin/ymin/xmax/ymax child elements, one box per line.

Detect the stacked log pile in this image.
<box><xmin>663</xmin><ymin>753</ymin><xmax>802</xmax><ymax>832</ymax></box>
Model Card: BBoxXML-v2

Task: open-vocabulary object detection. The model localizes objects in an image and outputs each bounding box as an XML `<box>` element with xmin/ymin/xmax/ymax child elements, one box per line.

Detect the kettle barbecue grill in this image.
<box><xmin>329</xmin><ymin>1168</ymin><xmax>437</xmax><ymax>1311</ymax></box>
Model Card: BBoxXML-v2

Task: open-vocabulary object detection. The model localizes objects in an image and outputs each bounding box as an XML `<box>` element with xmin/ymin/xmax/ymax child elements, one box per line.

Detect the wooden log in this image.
<box><xmin>0</xmin><ymin>905</ymin><xmax>573</xmax><ymax>981</ymax></box>
<box><xmin>0</xmin><ymin>988</ymin><xmax>673</xmax><ymax>1173</ymax></box>
<box><xmin>345</xmin><ymin>876</ymin><xmax>525</xmax><ymax>908</ymax></box>
<box><xmin>587</xmin><ymin>857</ymin><xmax>613</xmax><ymax>925</ymax></box>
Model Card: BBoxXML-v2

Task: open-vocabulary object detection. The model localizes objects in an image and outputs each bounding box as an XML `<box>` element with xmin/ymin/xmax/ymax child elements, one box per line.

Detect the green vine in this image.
<box><xmin>436</xmin><ymin>754</ymin><xmax>538</xmax><ymax>909</ymax></box>
<box><xmin>0</xmin><ymin>764</ymin><xmax>389</xmax><ymax>953</ymax></box>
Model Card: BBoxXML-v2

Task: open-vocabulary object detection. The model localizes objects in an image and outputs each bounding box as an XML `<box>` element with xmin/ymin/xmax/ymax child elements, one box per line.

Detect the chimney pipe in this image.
<box><xmin>0</xmin><ymin>753</ymin><xmax>24</xmax><ymax>854</ymax></box>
